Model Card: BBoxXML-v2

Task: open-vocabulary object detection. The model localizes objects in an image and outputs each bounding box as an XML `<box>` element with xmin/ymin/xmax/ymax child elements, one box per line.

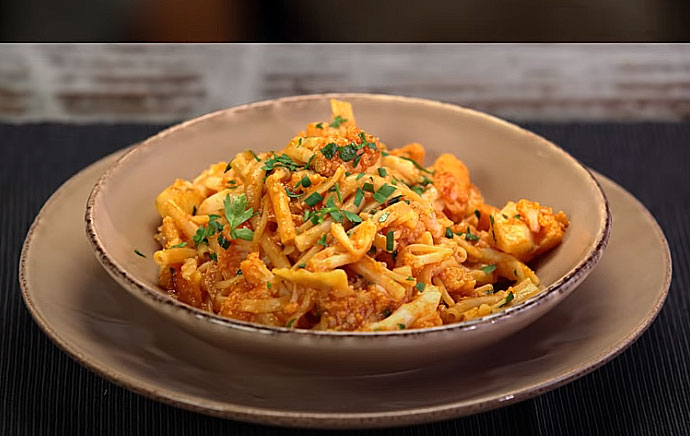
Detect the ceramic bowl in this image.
<box><xmin>85</xmin><ymin>93</ymin><xmax>610</xmax><ymax>373</ymax></box>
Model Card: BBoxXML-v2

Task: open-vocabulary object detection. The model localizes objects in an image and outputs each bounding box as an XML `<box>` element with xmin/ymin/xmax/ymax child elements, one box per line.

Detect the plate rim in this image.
<box><xmin>18</xmin><ymin>150</ymin><xmax>672</xmax><ymax>429</ymax></box>
<box><xmin>83</xmin><ymin>92</ymin><xmax>612</xmax><ymax>339</ymax></box>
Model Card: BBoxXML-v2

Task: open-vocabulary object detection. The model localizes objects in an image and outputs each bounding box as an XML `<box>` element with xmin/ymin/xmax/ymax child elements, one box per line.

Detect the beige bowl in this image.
<box><xmin>85</xmin><ymin>94</ymin><xmax>610</xmax><ymax>373</ymax></box>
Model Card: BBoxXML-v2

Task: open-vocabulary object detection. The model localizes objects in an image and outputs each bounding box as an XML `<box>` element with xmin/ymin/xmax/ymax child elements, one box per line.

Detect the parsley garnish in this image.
<box><xmin>356</xmin><ymin>172</ymin><xmax>366</xmax><ymax>180</ymax></box>
<box><xmin>343</xmin><ymin>210</ymin><xmax>362</xmax><ymax>223</ymax></box>
<box><xmin>297</xmin><ymin>263</ymin><xmax>306</xmax><ymax>268</ymax></box>
<box><xmin>304</xmin><ymin>192</ymin><xmax>323</xmax><ymax>207</ymax></box>
<box><xmin>297</xmin><ymin>175</ymin><xmax>312</xmax><ymax>188</ymax></box>
<box><xmin>481</xmin><ymin>264</ymin><xmax>497</xmax><ymax>274</ymax></box>
<box><xmin>237</xmin><ymin>269</ymin><xmax>243</xmax><ymax>275</ymax></box>
<box><xmin>409</xmin><ymin>185</ymin><xmax>425</xmax><ymax>195</ymax></box>
<box><xmin>321</xmin><ymin>142</ymin><xmax>338</xmax><ymax>159</ymax></box>
<box><xmin>514</xmin><ymin>214</ymin><xmax>521</xmax><ymax>219</ymax></box>
<box><xmin>445</xmin><ymin>228</ymin><xmax>453</xmax><ymax>238</ymax></box>
<box><xmin>378</xmin><ymin>168</ymin><xmax>387</xmax><ymax>177</ymax></box>
<box><xmin>169</xmin><ymin>242</ymin><xmax>187</xmax><ymax>249</ymax></box>
<box><xmin>386</xmin><ymin>230</ymin><xmax>394</xmax><ymax>252</ymax></box>
<box><xmin>354</xmin><ymin>187</ymin><xmax>364</xmax><ymax>207</ymax></box>
<box><xmin>217</xmin><ymin>235</ymin><xmax>231</xmax><ymax>250</ymax></box>
<box><xmin>329</xmin><ymin>115</ymin><xmax>347</xmax><ymax>128</ymax></box>
<box><xmin>399</xmin><ymin>156</ymin><xmax>433</xmax><ymax>174</ymax></box>
<box><xmin>285</xmin><ymin>188</ymin><xmax>302</xmax><ymax>198</ymax></box>
<box><xmin>338</xmin><ymin>143</ymin><xmax>358</xmax><ymax>162</ymax></box>
<box><xmin>262</xmin><ymin>153</ymin><xmax>300</xmax><ymax>172</ymax></box>
<box><xmin>381</xmin><ymin>150</ymin><xmax>390</xmax><ymax>156</ymax></box>
<box><xmin>474</xmin><ymin>209</ymin><xmax>481</xmax><ymax>220</ymax></box>
<box><xmin>305</xmin><ymin>154</ymin><xmax>316</xmax><ymax>169</ymax></box>
<box><xmin>499</xmin><ymin>291</ymin><xmax>515</xmax><ymax>307</ymax></box>
<box><xmin>193</xmin><ymin>214</ymin><xmax>224</xmax><ymax>246</ymax></box>
<box><xmin>379</xmin><ymin>211</ymin><xmax>390</xmax><ymax>223</ymax></box>
<box><xmin>406</xmin><ymin>276</ymin><xmax>414</xmax><ymax>281</ymax></box>
<box><xmin>317</xmin><ymin>234</ymin><xmax>328</xmax><ymax>247</ymax></box>
<box><xmin>249</xmin><ymin>150</ymin><xmax>260</xmax><ymax>162</ymax></box>
<box><xmin>134</xmin><ymin>249</ymin><xmax>146</xmax><ymax>258</ymax></box>
<box><xmin>223</xmin><ymin>194</ymin><xmax>255</xmax><ymax>241</ymax></box>
<box><xmin>420</xmin><ymin>175</ymin><xmax>433</xmax><ymax>186</ymax></box>
<box><xmin>315</xmin><ymin>122</ymin><xmax>323</xmax><ymax>129</ymax></box>
<box><xmin>266</xmin><ymin>282</ymin><xmax>272</xmax><ymax>289</ymax></box>
<box><xmin>209</xmin><ymin>252</ymin><xmax>218</xmax><ymax>261</ymax></box>
<box><xmin>362</xmin><ymin>182</ymin><xmax>375</xmax><ymax>193</ymax></box>
<box><xmin>332</xmin><ymin>182</ymin><xmax>342</xmax><ymax>202</ymax></box>
<box><xmin>224</xmin><ymin>161</ymin><xmax>232</xmax><ymax>173</ymax></box>
<box><xmin>382</xmin><ymin>308</ymin><xmax>392</xmax><ymax>317</ymax></box>
<box><xmin>397</xmin><ymin>323</ymin><xmax>405</xmax><ymax>330</ymax></box>
<box><xmin>416</xmin><ymin>282</ymin><xmax>426</xmax><ymax>293</ymax></box>
<box><xmin>286</xmin><ymin>318</ymin><xmax>296</xmax><ymax>328</ymax></box>
<box><xmin>373</xmin><ymin>184</ymin><xmax>396</xmax><ymax>203</ymax></box>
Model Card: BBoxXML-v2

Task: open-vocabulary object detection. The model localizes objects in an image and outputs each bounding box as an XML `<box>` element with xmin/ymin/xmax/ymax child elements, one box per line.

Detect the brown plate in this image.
<box><xmin>19</xmin><ymin>149</ymin><xmax>670</xmax><ymax>429</ymax></box>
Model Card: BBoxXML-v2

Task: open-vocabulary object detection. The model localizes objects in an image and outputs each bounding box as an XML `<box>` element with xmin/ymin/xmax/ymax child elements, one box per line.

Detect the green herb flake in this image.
<box><xmin>217</xmin><ymin>235</ymin><xmax>231</xmax><ymax>250</ymax></box>
<box><xmin>249</xmin><ymin>150</ymin><xmax>261</xmax><ymax>162</ymax></box>
<box><xmin>315</xmin><ymin>122</ymin><xmax>323</xmax><ymax>129</ymax></box>
<box><xmin>367</xmin><ymin>142</ymin><xmax>377</xmax><ymax>150</ymax></box>
<box><xmin>338</xmin><ymin>143</ymin><xmax>358</xmax><ymax>162</ymax></box>
<box><xmin>237</xmin><ymin>269</ymin><xmax>243</xmax><ymax>275</ymax></box>
<box><xmin>329</xmin><ymin>115</ymin><xmax>347</xmax><ymax>128</ymax></box>
<box><xmin>356</xmin><ymin>172</ymin><xmax>366</xmax><ymax>180</ymax></box>
<box><xmin>445</xmin><ymin>227</ymin><xmax>453</xmax><ymax>238</ymax></box>
<box><xmin>297</xmin><ymin>263</ymin><xmax>306</xmax><ymax>268</ymax></box>
<box><xmin>382</xmin><ymin>308</ymin><xmax>392</xmax><ymax>317</ymax></box>
<box><xmin>299</xmin><ymin>175</ymin><xmax>312</xmax><ymax>188</ymax></box>
<box><xmin>286</xmin><ymin>318</ymin><xmax>296</xmax><ymax>328</ymax></box>
<box><xmin>397</xmin><ymin>323</ymin><xmax>406</xmax><ymax>330</ymax></box>
<box><xmin>224</xmin><ymin>161</ymin><xmax>232</xmax><ymax>173</ymax></box>
<box><xmin>343</xmin><ymin>210</ymin><xmax>362</xmax><ymax>223</ymax></box>
<box><xmin>399</xmin><ymin>156</ymin><xmax>433</xmax><ymax>174</ymax></box>
<box><xmin>410</xmin><ymin>185</ymin><xmax>425</xmax><ymax>195</ymax></box>
<box><xmin>354</xmin><ymin>187</ymin><xmax>365</xmax><ymax>207</ymax></box>
<box><xmin>233</xmin><ymin>228</ymin><xmax>255</xmax><ymax>241</ymax></box>
<box><xmin>373</xmin><ymin>184</ymin><xmax>396</xmax><ymax>203</ymax></box>
<box><xmin>514</xmin><ymin>214</ymin><xmax>521</xmax><ymax>219</ymax></box>
<box><xmin>378</xmin><ymin>211</ymin><xmax>391</xmax><ymax>223</ymax></box>
<box><xmin>353</xmin><ymin>152</ymin><xmax>363</xmax><ymax>168</ymax></box>
<box><xmin>481</xmin><ymin>264</ymin><xmax>497</xmax><ymax>275</ymax></box>
<box><xmin>266</xmin><ymin>282</ymin><xmax>272</xmax><ymax>289</ymax></box>
<box><xmin>415</xmin><ymin>282</ymin><xmax>426</xmax><ymax>293</ymax></box>
<box><xmin>304</xmin><ymin>192</ymin><xmax>324</xmax><ymax>207</ymax></box>
<box><xmin>406</xmin><ymin>276</ymin><xmax>415</xmax><ymax>281</ymax></box>
<box><xmin>334</xmin><ymin>182</ymin><xmax>342</xmax><ymax>202</ymax></box>
<box><xmin>262</xmin><ymin>153</ymin><xmax>300</xmax><ymax>172</ymax></box>
<box><xmin>305</xmin><ymin>154</ymin><xmax>316</xmax><ymax>169</ymax></box>
<box><xmin>317</xmin><ymin>234</ymin><xmax>328</xmax><ymax>247</ymax></box>
<box><xmin>386</xmin><ymin>230</ymin><xmax>394</xmax><ymax>252</ymax></box>
<box><xmin>169</xmin><ymin>242</ymin><xmax>187</xmax><ymax>249</ymax></box>
<box><xmin>223</xmin><ymin>194</ymin><xmax>256</xmax><ymax>241</ymax></box>
<box><xmin>209</xmin><ymin>252</ymin><xmax>218</xmax><ymax>261</ymax></box>
<box><xmin>499</xmin><ymin>291</ymin><xmax>515</xmax><ymax>308</ymax></box>
<box><xmin>362</xmin><ymin>182</ymin><xmax>375</xmax><ymax>193</ymax></box>
<box><xmin>285</xmin><ymin>188</ymin><xmax>302</xmax><ymax>198</ymax></box>
<box><xmin>378</xmin><ymin>168</ymin><xmax>388</xmax><ymax>177</ymax></box>
<box><xmin>474</xmin><ymin>209</ymin><xmax>481</xmax><ymax>220</ymax></box>
<box><xmin>321</xmin><ymin>142</ymin><xmax>338</xmax><ymax>159</ymax></box>
<box><xmin>134</xmin><ymin>249</ymin><xmax>146</xmax><ymax>258</ymax></box>
<box><xmin>381</xmin><ymin>151</ymin><xmax>390</xmax><ymax>157</ymax></box>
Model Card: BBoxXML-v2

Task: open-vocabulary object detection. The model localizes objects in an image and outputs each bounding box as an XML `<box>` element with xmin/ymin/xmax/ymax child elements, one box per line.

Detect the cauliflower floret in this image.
<box><xmin>489</xmin><ymin>200</ymin><xmax>569</xmax><ymax>262</ymax></box>
<box><xmin>240</xmin><ymin>252</ymin><xmax>274</xmax><ymax>286</ymax></box>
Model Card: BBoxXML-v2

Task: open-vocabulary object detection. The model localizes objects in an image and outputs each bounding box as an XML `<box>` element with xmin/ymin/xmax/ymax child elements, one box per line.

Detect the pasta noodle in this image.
<box><xmin>152</xmin><ymin>99</ymin><xmax>569</xmax><ymax>331</ymax></box>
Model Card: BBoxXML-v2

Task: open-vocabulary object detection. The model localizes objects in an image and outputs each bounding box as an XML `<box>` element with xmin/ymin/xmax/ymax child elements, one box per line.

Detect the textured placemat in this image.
<box><xmin>1</xmin><ymin>122</ymin><xmax>688</xmax><ymax>436</ymax></box>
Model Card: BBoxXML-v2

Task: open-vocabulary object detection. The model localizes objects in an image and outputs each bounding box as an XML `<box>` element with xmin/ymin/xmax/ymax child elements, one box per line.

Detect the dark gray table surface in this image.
<box><xmin>1</xmin><ymin>122</ymin><xmax>688</xmax><ymax>436</ymax></box>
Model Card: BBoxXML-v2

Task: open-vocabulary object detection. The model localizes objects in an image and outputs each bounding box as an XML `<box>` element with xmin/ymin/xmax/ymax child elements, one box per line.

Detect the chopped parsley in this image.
<box><xmin>315</xmin><ymin>122</ymin><xmax>323</xmax><ymax>129</ymax></box>
<box><xmin>224</xmin><ymin>161</ymin><xmax>232</xmax><ymax>172</ymax></box>
<box><xmin>209</xmin><ymin>252</ymin><xmax>218</xmax><ymax>261</ymax></box>
<box><xmin>499</xmin><ymin>291</ymin><xmax>515</xmax><ymax>307</ymax></box>
<box><xmin>445</xmin><ymin>227</ymin><xmax>453</xmax><ymax>238</ymax></box>
<box><xmin>481</xmin><ymin>264</ymin><xmax>497</xmax><ymax>274</ymax></box>
<box><xmin>386</xmin><ymin>230</ymin><xmax>394</xmax><ymax>252</ymax></box>
<box><xmin>356</xmin><ymin>172</ymin><xmax>366</xmax><ymax>180</ymax></box>
<box><xmin>338</xmin><ymin>143</ymin><xmax>358</xmax><ymax>162</ymax></box>
<box><xmin>474</xmin><ymin>209</ymin><xmax>481</xmax><ymax>220</ymax></box>
<box><xmin>397</xmin><ymin>323</ymin><xmax>406</xmax><ymax>330</ymax></box>
<box><xmin>420</xmin><ymin>175</ymin><xmax>433</xmax><ymax>186</ymax></box>
<box><xmin>399</xmin><ymin>156</ymin><xmax>433</xmax><ymax>174</ymax></box>
<box><xmin>354</xmin><ymin>187</ymin><xmax>365</xmax><ymax>207</ymax></box>
<box><xmin>249</xmin><ymin>150</ymin><xmax>261</xmax><ymax>162</ymax></box>
<box><xmin>317</xmin><ymin>234</ymin><xmax>328</xmax><ymax>247</ymax></box>
<box><xmin>462</xmin><ymin>226</ymin><xmax>480</xmax><ymax>242</ymax></box>
<box><xmin>266</xmin><ymin>282</ymin><xmax>272</xmax><ymax>289</ymax></box>
<box><xmin>329</xmin><ymin>115</ymin><xmax>347</xmax><ymax>128</ymax></box>
<box><xmin>262</xmin><ymin>153</ymin><xmax>300</xmax><ymax>172</ymax></box>
<box><xmin>409</xmin><ymin>185</ymin><xmax>425</xmax><ymax>195</ymax></box>
<box><xmin>217</xmin><ymin>235</ymin><xmax>231</xmax><ymax>249</ymax></box>
<box><xmin>406</xmin><ymin>276</ymin><xmax>415</xmax><ymax>281</ymax></box>
<box><xmin>379</xmin><ymin>211</ymin><xmax>391</xmax><ymax>223</ymax></box>
<box><xmin>362</xmin><ymin>182</ymin><xmax>375</xmax><ymax>193</ymax></box>
<box><xmin>416</xmin><ymin>282</ymin><xmax>426</xmax><ymax>293</ymax></box>
<box><xmin>223</xmin><ymin>194</ymin><xmax>255</xmax><ymax>241</ymax></box>
<box><xmin>236</xmin><ymin>269</ymin><xmax>242</xmax><ymax>275</ymax></box>
<box><xmin>286</xmin><ymin>318</ymin><xmax>296</xmax><ymax>328</ymax></box>
<box><xmin>321</xmin><ymin>142</ymin><xmax>338</xmax><ymax>159</ymax></box>
<box><xmin>285</xmin><ymin>188</ymin><xmax>302</xmax><ymax>198</ymax></box>
<box><xmin>381</xmin><ymin>308</ymin><xmax>392</xmax><ymax>317</ymax></box>
<box><xmin>514</xmin><ymin>214</ymin><xmax>521</xmax><ymax>219</ymax></box>
<box><xmin>332</xmin><ymin>182</ymin><xmax>342</xmax><ymax>202</ymax></box>
<box><xmin>297</xmin><ymin>175</ymin><xmax>312</xmax><ymax>188</ymax></box>
<box><xmin>304</xmin><ymin>192</ymin><xmax>323</xmax><ymax>207</ymax></box>
<box><xmin>378</xmin><ymin>168</ymin><xmax>388</xmax><ymax>177</ymax></box>
<box><xmin>373</xmin><ymin>184</ymin><xmax>396</xmax><ymax>203</ymax></box>
<box><xmin>305</xmin><ymin>154</ymin><xmax>316</xmax><ymax>169</ymax></box>
<box><xmin>134</xmin><ymin>249</ymin><xmax>146</xmax><ymax>258</ymax></box>
<box><xmin>169</xmin><ymin>242</ymin><xmax>187</xmax><ymax>249</ymax></box>
<box><xmin>343</xmin><ymin>210</ymin><xmax>362</xmax><ymax>223</ymax></box>
<box><xmin>193</xmin><ymin>214</ymin><xmax>224</xmax><ymax>246</ymax></box>
<box><xmin>297</xmin><ymin>263</ymin><xmax>306</xmax><ymax>268</ymax></box>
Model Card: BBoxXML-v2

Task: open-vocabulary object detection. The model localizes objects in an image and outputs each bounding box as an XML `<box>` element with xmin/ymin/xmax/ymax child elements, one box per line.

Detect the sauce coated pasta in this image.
<box><xmin>153</xmin><ymin>100</ymin><xmax>569</xmax><ymax>331</ymax></box>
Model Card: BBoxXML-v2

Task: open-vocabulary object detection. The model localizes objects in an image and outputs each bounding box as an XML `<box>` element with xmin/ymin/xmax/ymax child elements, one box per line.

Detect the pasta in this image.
<box><xmin>152</xmin><ymin>100</ymin><xmax>569</xmax><ymax>331</ymax></box>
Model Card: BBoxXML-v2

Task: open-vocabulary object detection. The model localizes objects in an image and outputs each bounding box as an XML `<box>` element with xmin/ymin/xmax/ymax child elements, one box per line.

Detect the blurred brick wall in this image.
<box><xmin>0</xmin><ymin>44</ymin><xmax>688</xmax><ymax>122</ymax></box>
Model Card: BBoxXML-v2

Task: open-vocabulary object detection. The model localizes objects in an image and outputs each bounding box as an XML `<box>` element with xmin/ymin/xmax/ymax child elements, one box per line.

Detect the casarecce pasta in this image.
<box><xmin>152</xmin><ymin>99</ymin><xmax>569</xmax><ymax>331</ymax></box>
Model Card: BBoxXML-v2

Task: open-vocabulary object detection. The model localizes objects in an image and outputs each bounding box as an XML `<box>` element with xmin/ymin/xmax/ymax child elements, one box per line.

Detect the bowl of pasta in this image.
<box><xmin>85</xmin><ymin>94</ymin><xmax>610</xmax><ymax>372</ymax></box>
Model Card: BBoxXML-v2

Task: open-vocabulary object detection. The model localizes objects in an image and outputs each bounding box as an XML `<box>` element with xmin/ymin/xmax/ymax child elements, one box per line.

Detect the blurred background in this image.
<box><xmin>1</xmin><ymin>43</ymin><xmax>688</xmax><ymax>123</ymax></box>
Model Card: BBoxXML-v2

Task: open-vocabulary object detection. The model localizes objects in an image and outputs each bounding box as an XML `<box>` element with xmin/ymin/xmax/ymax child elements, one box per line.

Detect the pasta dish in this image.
<box><xmin>152</xmin><ymin>100</ymin><xmax>569</xmax><ymax>331</ymax></box>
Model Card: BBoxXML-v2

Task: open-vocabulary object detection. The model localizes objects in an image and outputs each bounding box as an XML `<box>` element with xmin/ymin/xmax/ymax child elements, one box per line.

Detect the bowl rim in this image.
<box><xmin>85</xmin><ymin>92</ymin><xmax>611</xmax><ymax>338</ymax></box>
